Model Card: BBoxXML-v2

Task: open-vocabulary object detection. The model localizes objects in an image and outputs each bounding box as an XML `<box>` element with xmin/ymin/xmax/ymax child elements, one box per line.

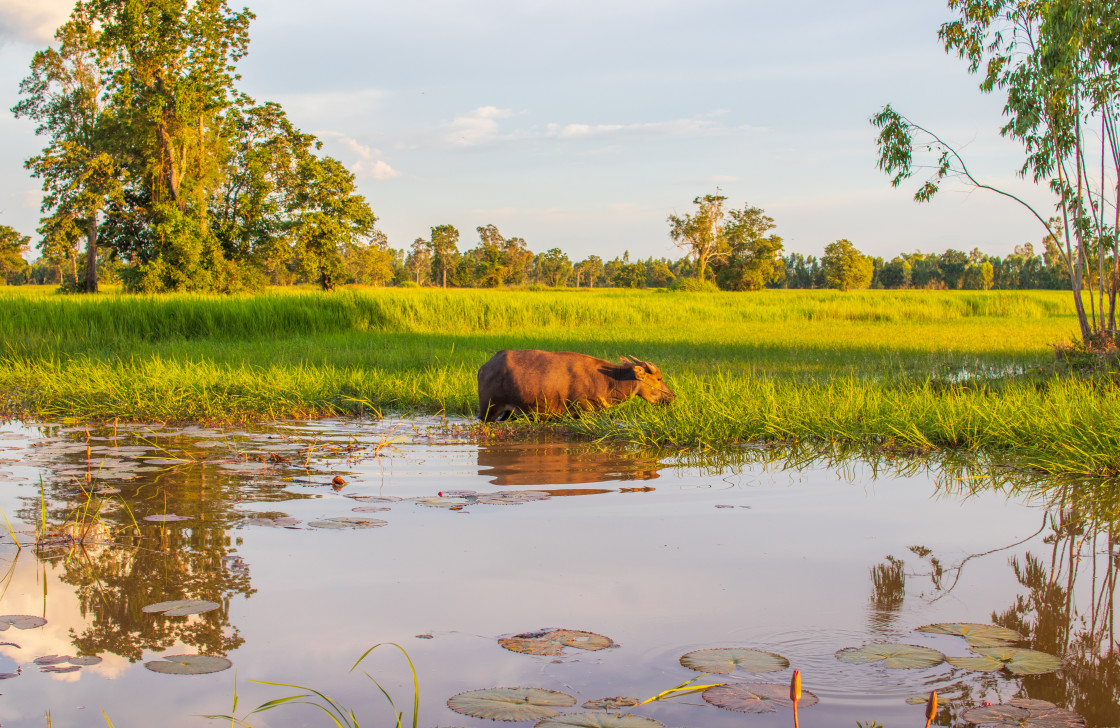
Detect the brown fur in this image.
<box><xmin>477</xmin><ymin>349</ymin><xmax>675</xmax><ymax>422</ymax></box>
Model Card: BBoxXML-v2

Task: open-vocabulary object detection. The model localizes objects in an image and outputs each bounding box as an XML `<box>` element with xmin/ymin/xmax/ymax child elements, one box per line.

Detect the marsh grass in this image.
<box><xmin>0</xmin><ymin>287</ymin><xmax>1114</xmax><ymax>475</ymax></box>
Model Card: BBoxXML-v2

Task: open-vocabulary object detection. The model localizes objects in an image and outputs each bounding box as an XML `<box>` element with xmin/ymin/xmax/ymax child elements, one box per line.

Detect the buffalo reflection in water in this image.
<box><xmin>477</xmin><ymin>442</ymin><xmax>663</xmax><ymax>487</ymax></box>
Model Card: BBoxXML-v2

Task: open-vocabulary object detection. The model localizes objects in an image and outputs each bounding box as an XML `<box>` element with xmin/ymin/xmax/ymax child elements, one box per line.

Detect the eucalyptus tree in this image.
<box><xmin>13</xmin><ymin>6</ymin><xmax>121</xmax><ymax>292</ymax></box>
<box><xmin>427</xmin><ymin>224</ymin><xmax>460</xmax><ymax>288</ymax></box>
<box><xmin>668</xmin><ymin>193</ymin><xmax>726</xmax><ymax>282</ymax></box>
<box><xmin>871</xmin><ymin>0</ymin><xmax>1120</xmax><ymax>344</ymax></box>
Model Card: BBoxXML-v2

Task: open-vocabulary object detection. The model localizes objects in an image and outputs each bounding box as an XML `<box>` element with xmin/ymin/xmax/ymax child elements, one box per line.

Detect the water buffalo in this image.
<box><xmin>477</xmin><ymin>349</ymin><xmax>675</xmax><ymax>422</ymax></box>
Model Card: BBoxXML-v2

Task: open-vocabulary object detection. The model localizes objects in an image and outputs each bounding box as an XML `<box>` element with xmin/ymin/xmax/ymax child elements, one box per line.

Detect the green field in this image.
<box><xmin>1</xmin><ymin>285</ymin><xmax>1115</xmax><ymax>476</ymax></box>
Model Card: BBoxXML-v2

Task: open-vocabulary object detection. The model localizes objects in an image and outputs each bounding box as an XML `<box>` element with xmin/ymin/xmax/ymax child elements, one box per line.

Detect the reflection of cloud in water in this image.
<box><xmin>477</xmin><ymin>443</ymin><xmax>663</xmax><ymax>486</ymax></box>
<box><xmin>0</xmin><ymin>554</ymin><xmax>131</xmax><ymax>681</ymax></box>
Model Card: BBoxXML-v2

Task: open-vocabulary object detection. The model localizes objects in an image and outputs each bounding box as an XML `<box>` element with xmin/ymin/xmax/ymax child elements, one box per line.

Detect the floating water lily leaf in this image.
<box><xmin>0</xmin><ymin>615</ymin><xmax>46</xmax><ymax>631</ymax></box>
<box><xmin>917</xmin><ymin>623</ymin><xmax>1022</xmax><ymax>647</ymax></box>
<box><xmin>702</xmin><ymin>683</ymin><xmax>819</xmax><ymax>713</ymax></box>
<box><xmin>68</xmin><ymin>655</ymin><xmax>102</xmax><ymax>666</ymax></box>
<box><xmin>680</xmin><ymin>648</ymin><xmax>789</xmax><ymax>674</ymax></box>
<box><xmin>499</xmin><ymin>629</ymin><xmax>614</xmax><ymax>656</ymax></box>
<box><xmin>535</xmin><ymin>713</ymin><xmax>665</xmax><ymax>728</ymax></box>
<box><xmin>961</xmin><ymin>699</ymin><xmax>1085</xmax><ymax>727</ymax></box>
<box><xmin>41</xmin><ymin>665</ymin><xmax>81</xmax><ymax>673</ymax></box>
<box><xmin>582</xmin><ymin>697</ymin><xmax>640</xmax><ymax>710</ymax></box>
<box><xmin>835</xmin><ymin>643</ymin><xmax>945</xmax><ymax>669</ymax></box>
<box><xmin>142</xmin><ymin>599</ymin><xmax>221</xmax><ymax>616</ymax></box>
<box><xmin>947</xmin><ymin>647</ymin><xmax>1062</xmax><ymax>675</ymax></box>
<box><xmin>447</xmin><ymin>687</ymin><xmax>575</xmax><ymax>721</ymax></box>
<box><xmin>308</xmin><ymin>517</ymin><xmax>387</xmax><ymax>529</ymax></box>
<box><xmin>0</xmin><ymin>672</ymin><xmax>18</xmax><ymax>679</ymax></box>
<box><xmin>144</xmin><ymin>654</ymin><xmax>232</xmax><ymax>675</ymax></box>
<box><xmin>244</xmin><ymin>516</ymin><xmax>302</xmax><ymax>528</ymax></box>
<box><xmin>351</xmin><ymin>506</ymin><xmax>391</xmax><ymax>513</ymax></box>
<box><xmin>345</xmin><ymin>494</ymin><xmax>401</xmax><ymax>503</ymax></box>
<box><xmin>143</xmin><ymin>514</ymin><xmax>192</xmax><ymax>522</ymax></box>
<box><xmin>34</xmin><ymin>655</ymin><xmax>69</xmax><ymax>665</ymax></box>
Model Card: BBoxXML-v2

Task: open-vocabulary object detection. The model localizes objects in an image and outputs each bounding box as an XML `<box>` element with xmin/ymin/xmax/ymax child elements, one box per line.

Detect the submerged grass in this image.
<box><xmin>0</xmin><ymin>286</ymin><xmax>1113</xmax><ymax>475</ymax></box>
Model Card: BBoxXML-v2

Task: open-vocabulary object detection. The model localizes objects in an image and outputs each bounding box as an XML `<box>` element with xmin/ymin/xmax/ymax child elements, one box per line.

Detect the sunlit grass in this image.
<box><xmin>1</xmin><ymin>286</ymin><xmax>1112</xmax><ymax>475</ymax></box>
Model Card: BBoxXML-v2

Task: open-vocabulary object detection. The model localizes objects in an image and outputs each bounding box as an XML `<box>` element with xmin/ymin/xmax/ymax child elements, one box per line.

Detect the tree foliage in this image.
<box><xmin>821</xmin><ymin>239</ymin><xmax>874</xmax><ymax>291</ymax></box>
<box><xmin>13</xmin><ymin>0</ymin><xmax>383</xmax><ymax>292</ymax></box>
<box><xmin>0</xmin><ymin>225</ymin><xmax>31</xmax><ymax>283</ymax></box>
<box><xmin>871</xmin><ymin>0</ymin><xmax>1120</xmax><ymax>343</ymax></box>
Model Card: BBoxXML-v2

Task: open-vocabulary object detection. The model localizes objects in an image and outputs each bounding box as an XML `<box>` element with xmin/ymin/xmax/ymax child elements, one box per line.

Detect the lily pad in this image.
<box><xmin>499</xmin><ymin>629</ymin><xmax>615</xmax><ymax>656</ymax></box>
<box><xmin>144</xmin><ymin>654</ymin><xmax>232</xmax><ymax>675</ymax></box>
<box><xmin>69</xmin><ymin>655</ymin><xmax>102</xmax><ymax>665</ymax></box>
<box><xmin>535</xmin><ymin>714</ymin><xmax>665</xmax><ymax>728</ymax></box>
<box><xmin>34</xmin><ymin>655</ymin><xmax>70</xmax><ymax>665</ymax></box>
<box><xmin>447</xmin><ymin>687</ymin><xmax>576</xmax><ymax>721</ymax></box>
<box><xmin>702</xmin><ymin>683</ymin><xmax>819</xmax><ymax>713</ymax></box>
<box><xmin>142</xmin><ymin>599</ymin><xmax>221</xmax><ymax>616</ymax></box>
<box><xmin>143</xmin><ymin>514</ymin><xmax>192</xmax><ymax>522</ymax></box>
<box><xmin>916</xmin><ymin>623</ymin><xmax>1023</xmax><ymax>647</ymax></box>
<box><xmin>41</xmin><ymin>665</ymin><xmax>81</xmax><ymax>673</ymax></box>
<box><xmin>680</xmin><ymin>648</ymin><xmax>790</xmax><ymax>675</ymax></box>
<box><xmin>0</xmin><ymin>615</ymin><xmax>46</xmax><ymax>631</ymax></box>
<box><xmin>351</xmin><ymin>506</ymin><xmax>391</xmax><ymax>513</ymax></box>
<box><xmin>581</xmin><ymin>697</ymin><xmax>640</xmax><ymax>710</ymax></box>
<box><xmin>308</xmin><ymin>517</ymin><xmax>387</xmax><ymax>530</ymax></box>
<box><xmin>947</xmin><ymin>647</ymin><xmax>1063</xmax><ymax>675</ymax></box>
<box><xmin>961</xmin><ymin>699</ymin><xmax>1085</xmax><ymax>727</ymax></box>
<box><xmin>835</xmin><ymin>643</ymin><xmax>945</xmax><ymax>669</ymax></box>
<box><xmin>0</xmin><ymin>672</ymin><xmax>18</xmax><ymax>679</ymax></box>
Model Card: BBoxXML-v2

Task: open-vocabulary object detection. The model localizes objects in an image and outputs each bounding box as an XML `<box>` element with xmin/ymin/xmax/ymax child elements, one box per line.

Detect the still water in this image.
<box><xmin>0</xmin><ymin>418</ymin><xmax>1115</xmax><ymax>727</ymax></box>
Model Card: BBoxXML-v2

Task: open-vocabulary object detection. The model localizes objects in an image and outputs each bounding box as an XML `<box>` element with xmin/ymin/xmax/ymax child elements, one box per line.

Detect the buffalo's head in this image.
<box><xmin>622</xmin><ymin>355</ymin><xmax>676</xmax><ymax>405</ymax></box>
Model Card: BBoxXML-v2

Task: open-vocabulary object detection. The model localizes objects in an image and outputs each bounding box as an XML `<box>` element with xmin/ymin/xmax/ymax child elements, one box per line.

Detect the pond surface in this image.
<box><xmin>0</xmin><ymin>418</ymin><xmax>1115</xmax><ymax>728</ymax></box>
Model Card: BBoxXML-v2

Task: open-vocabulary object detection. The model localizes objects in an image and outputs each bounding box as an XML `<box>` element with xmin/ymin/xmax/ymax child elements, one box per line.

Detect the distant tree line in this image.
<box><xmin>1</xmin><ymin>2</ymin><xmax>1083</xmax><ymax>295</ymax></box>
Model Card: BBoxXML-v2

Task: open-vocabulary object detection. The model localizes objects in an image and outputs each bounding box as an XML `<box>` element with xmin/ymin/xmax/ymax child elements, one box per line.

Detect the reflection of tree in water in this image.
<box><xmin>18</xmin><ymin>443</ymin><xmax>307</xmax><ymax>662</ymax></box>
<box><xmin>861</xmin><ymin>463</ymin><xmax>1120</xmax><ymax>727</ymax></box>
<box><xmin>867</xmin><ymin>555</ymin><xmax>906</xmax><ymax>633</ymax></box>
<box><xmin>989</xmin><ymin>501</ymin><xmax>1120</xmax><ymax>727</ymax></box>
<box><xmin>57</xmin><ymin>522</ymin><xmax>251</xmax><ymax>662</ymax></box>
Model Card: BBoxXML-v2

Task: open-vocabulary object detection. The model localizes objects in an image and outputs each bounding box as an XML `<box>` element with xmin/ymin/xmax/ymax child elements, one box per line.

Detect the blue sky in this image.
<box><xmin>0</xmin><ymin>0</ymin><xmax>1056</xmax><ymax>263</ymax></box>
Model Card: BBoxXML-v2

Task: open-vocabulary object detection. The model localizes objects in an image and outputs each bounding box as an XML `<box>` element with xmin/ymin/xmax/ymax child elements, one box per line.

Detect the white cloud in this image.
<box><xmin>443</xmin><ymin>106</ymin><xmax>515</xmax><ymax>147</ymax></box>
<box><xmin>316</xmin><ymin>132</ymin><xmax>401</xmax><ymax>180</ymax></box>
<box><xmin>545</xmin><ymin>117</ymin><xmax>732</xmax><ymax>140</ymax></box>
<box><xmin>0</xmin><ymin>0</ymin><xmax>70</xmax><ymax>43</ymax></box>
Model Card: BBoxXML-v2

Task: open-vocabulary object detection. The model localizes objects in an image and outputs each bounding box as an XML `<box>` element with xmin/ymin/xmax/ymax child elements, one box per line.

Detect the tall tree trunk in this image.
<box><xmin>84</xmin><ymin>216</ymin><xmax>98</xmax><ymax>293</ymax></box>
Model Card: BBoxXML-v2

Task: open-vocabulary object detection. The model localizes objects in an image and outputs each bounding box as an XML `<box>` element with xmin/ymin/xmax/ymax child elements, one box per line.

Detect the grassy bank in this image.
<box><xmin>1</xmin><ymin>286</ymin><xmax>1113</xmax><ymax>475</ymax></box>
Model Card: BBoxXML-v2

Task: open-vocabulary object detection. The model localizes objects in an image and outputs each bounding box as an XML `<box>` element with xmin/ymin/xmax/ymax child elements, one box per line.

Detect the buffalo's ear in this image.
<box><xmin>632</xmin><ymin>365</ymin><xmax>648</xmax><ymax>380</ymax></box>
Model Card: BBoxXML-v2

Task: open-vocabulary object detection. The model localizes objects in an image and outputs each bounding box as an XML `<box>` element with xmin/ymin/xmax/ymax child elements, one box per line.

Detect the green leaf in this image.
<box><xmin>144</xmin><ymin>654</ymin><xmax>232</xmax><ymax>675</ymax></box>
<box><xmin>535</xmin><ymin>713</ymin><xmax>665</xmax><ymax>728</ymax></box>
<box><xmin>679</xmin><ymin>648</ymin><xmax>789</xmax><ymax>674</ymax></box>
<box><xmin>702</xmin><ymin>683</ymin><xmax>819</xmax><ymax>713</ymax></box>
<box><xmin>447</xmin><ymin>687</ymin><xmax>575</xmax><ymax>721</ymax></box>
<box><xmin>499</xmin><ymin>629</ymin><xmax>614</xmax><ymax>656</ymax></box>
<box><xmin>835</xmin><ymin>643</ymin><xmax>945</xmax><ymax>669</ymax></box>
<box><xmin>961</xmin><ymin>699</ymin><xmax>1085</xmax><ymax>727</ymax></box>
<box><xmin>916</xmin><ymin>622</ymin><xmax>1022</xmax><ymax>647</ymax></box>
<box><xmin>947</xmin><ymin>647</ymin><xmax>1062</xmax><ymax>675</ymax></box>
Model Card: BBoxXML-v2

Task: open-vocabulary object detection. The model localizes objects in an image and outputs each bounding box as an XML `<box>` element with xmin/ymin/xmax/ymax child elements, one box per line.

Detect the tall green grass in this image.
<box><xmin>1</xmin><ymin>286</ymin><xmax>1109</xmax><ymax>475</ymax></box>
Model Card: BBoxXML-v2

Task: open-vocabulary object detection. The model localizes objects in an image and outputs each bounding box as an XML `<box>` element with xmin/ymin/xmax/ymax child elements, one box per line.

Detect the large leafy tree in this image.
<box><xmin>0</xmin><ymin>225</ymin><xmax>31</xmax><ymax>283</ymax></box>
<box><xmin>13</xmin><ymin>6</ymin><xmax>121</xmax><ymax>292</ymax></box>
<box><xmin>288</xmin><ymin>155</ymin><xmax>377</xmax><ymax>290</ymax></box>
<box><xmin>427</xmin><ymin>224</ymin><xmax>460</xmax><ymax>288</ymax></box>
<box><xmin>872</xmin><ymin>0</ymin><xmax>1120</xmax><ymax>344</ymax></box>
<box><xmin>713</xmin><ymin>205</ymin><xmax>785</xmax><ymax>291</ymax></box>
<box><xmin>821</xmin><ymin>239</ymin><xmax>874</xmax><ymax>291</ymax></box>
